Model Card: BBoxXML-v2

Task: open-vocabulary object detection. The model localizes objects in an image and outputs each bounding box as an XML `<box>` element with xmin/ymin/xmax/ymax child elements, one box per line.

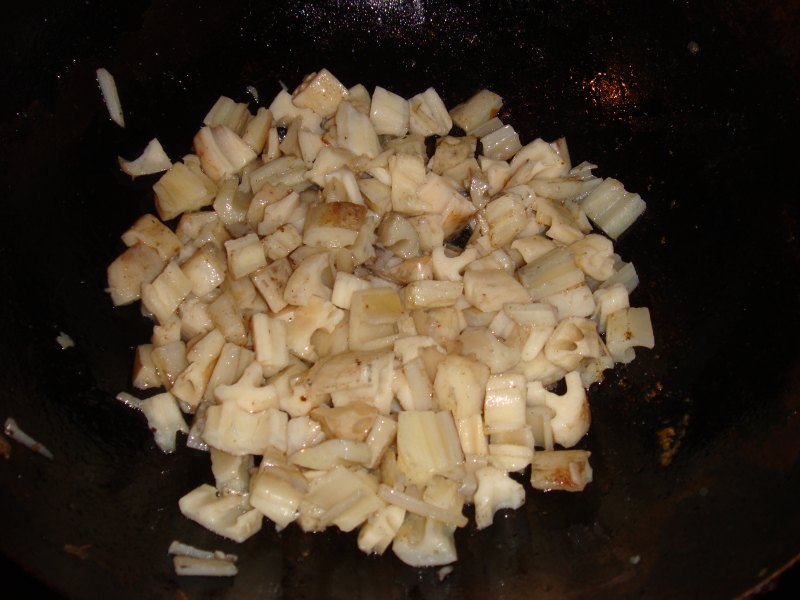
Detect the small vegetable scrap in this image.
<box><xmin>96</xmin><ymin>68</ymin><xmax>125</xmax><ymax>128</ymax></box>
<box><xmin>108</xmin><ymin>68</ymin><xmax>654</xmax><ymax>568</ymax></box>
<box><xmin>169</xmin><ymin>541</ymin><xmax>238</xmax><ymax>577</ymax></box>
<box><xmin>4</xmin><ymin>417</ymin><xmax>54</xmax><ymax>459</ymax></box>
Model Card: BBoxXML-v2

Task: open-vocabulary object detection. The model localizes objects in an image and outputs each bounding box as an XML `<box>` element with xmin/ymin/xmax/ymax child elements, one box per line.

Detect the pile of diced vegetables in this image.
<box><xmin>107</xmin><ymin>68</ymin><xmax>654</xmax><ymax>570</ymax></box>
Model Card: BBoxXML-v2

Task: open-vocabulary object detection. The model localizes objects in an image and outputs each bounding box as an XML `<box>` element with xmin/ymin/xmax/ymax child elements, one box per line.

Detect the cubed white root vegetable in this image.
<box><xmin>292</xmin><ymin>69</ymin><xmax>349</xmax><ymax>118</ymax></box>
<box><xmin>580</xmin><ymin>177</ymin><xmax>646</xmax><ymax>239</ymax></box>
<box><xmin>251</xmin><ymin>258</ymin><xmax>292</xmax><ymax>313</ymax></box>
<box><xmin>347</xmin><ymin>83</ymin><xmax>370</xmax><ymax>114</ymax></box>
<box><xmin>544</xmin><ymin>317</ymin><xmax>601</xmax><ymax>371</ymax></box>
<box><xmin>175</xmin><ymin>209</ymin><xmax>222</xmax><ymax>244</ymax></box>
<box><xmin>330</xmin><ymin>353</ymin><xmax>395</xmax><ymax>415</ymax></box>
<box><xmin>406</xmin><ymin>219</ymin><xmax>441</xmax><ymax>259</ymax></box>
<box><xmin>224</xmin><ymin>233</ymin><xmax>266</xmax><ymax>279</ymax></box>
<box><xmin>507</xmin><ymin>138</ymin><xmax>569</xmax><ymax>186</ymax></box>
<box><xmin>139</xmin><ymin>392</ymin><xmax>188</xmax><ymax>453</ymax></box>
<box><xmin>213</xmin><ymin>361</ymin><xmax>277</xmax><ymax>412</ymax></box>
<box><xmin>395</xmin><ymin>358</ymin><xmax>434</xmax><ymax>411</ymax></box>
<box><xmin>409</xmin><ymin>88</ymin><xmax>453</xmax><ymax>137</ymax></box>
<box><xmin>203</xmin><ymin>401</ymin><xmax>287</xmax><ymax>455</ymax></box>
<box><xmin>171</xmin><ymin>329</ymin><xmax>225</xmax><ymax>409</ymax></box>
<box><xmin>592</xmin><ymin>283</ymin><xmax>630</xmax><ymax>333</ymax></box>
<box><xmin>456</xmin><ymin>414</ymin><xmax>488</xmax><ymax>456</ymax></box>
<box><xmin>412</xmin><ymin>307</ymin><xmax>463</xmax><ymax>344</ymax></box>
<box><xmin>119</xmin><ymin>138</ymin><xmax>172</xmax><ymax>178</ymax></box>
<box><xmin>358</xmin><ymin>178</ymin><xmax>392</xmax><ymax>216</ymax></box>
<box><xmin>194</xmin><ymin>126</ymin><xmax>257</xmax><ymax>183</ymax></box>
<box><xmin>250</xmin><ymin>156</ymin><xmax>307</xmax><ymax>194</ymax></box>
<box><xmin>510</xmin><ymin>235</ymin><xmax>556</xmax><ymax>264</ymax></box>
<box><xmin>430</xmin><ymin>247</ymin><xmax>476</xmax><ymax>282</ymax></box>
<box><xmin>173</xmin><ymin>555</ymin><xmax>238</xmax><ymax>577</ymax></box>
<box><xmin>528</xmin><ymin>175</ymin><xmax>602</xmax><ymax>203</ymax></box>
<box><xmin>393</xmin><ymin>335</ymin><xmax>438</xmax><ymax>365</ymax></box>
<box><xmin>517</xmin><ymin>247</ymin><xmax>585</xmax><ymax>301</ymax></box>
<box><xmin>530</xmin><ymin>450</ymin><xmax>593</xmax><ymax>492</ymax></box>
<box><xmin>370</xmin><ymin>86</ymin><xmax>410</xmax><ymax>136</ymax></box>
<box><xmin>378</xmin><ymin>213</ymin><xmax>420</xmax><ymax>258</ymax></box>
<box><xmin>311</xmin><ymin>402</ymin><xmax>377</xmax><ymax>442</ymax></box>
<box><xmin>358</xmin><ymin>505</ymin><xmax>406</xmax><ymax>555</ymax></box>
<box><xmin>325</xmin><ymin>168</ymin><xmax>365</xmax><ymax>205</ymax></box>
<box><xmin>527</xmin><ymin>371</ymin><xmax>589</xmax><ymax>448</ymax></box>
<box><xmin>178</xmin><ymin>484</ymin><xmax>263</xmax><ymax>542</ymax></box>
<box><xmin>483</xmin><ymin>192</ymin><xmax>526</xmax><ymax>248</ymax></box>
<box><xmin>303</xmin><ymin>201</ymin><xmax>367</xmax><ymax>248</ymax></box>
<box><xmin>305</xmin><ymin>147</ymin><xmax>356</xmax><ymax>189</ymax></box>
<box><xmin>286</xmin><ymin>416</ymin><xmax>326</xmax><ymax>456</ymax></box>
<box><xmin>207</xmin><ymin>292</ymin><xmax>246</xmax><ymax>345</ymax></box>
<box><xmin>288</xmin><ymin>438</ymin><xmax>372</xmax><ymax>470</ymax></box>
<box><xmin>283</xmin><ymin>297</ymin><xmax>345</xmax><ymax>361</ymax></box>
<box><xmin>526</xmin><ymin>405</ymin><xmax>556</xmax><ymax>451</ymax></box>
<box><xmin>262</xmin><ymin>224</ymin><xmax>302</xmax><ymax>260</ymax></box>
<box><xmin>542</xmin><ymin>283</ymin><xmax>596</xmax><ymax>320</ymax></box>
<box><xmin>580</xmin><ymin>350</ymin><xmax>615</xmax><ymax>388</ymax></box>
<box><xmin>503</xmin><ymin>302</ymin><xmax>556</xmax><ymax>361</ymax></box>
<box><xmin>469</xmin><ymin>116</ymin><xmax>504</xmax><ymax>139</ymax></box>
<box><xmin>366</xmin><ymin>414</ymin><xmax>397</xmax><ymax>468</ymax></box>
<box><xmin>141</xmin><ymin>262</ymin><xmax>193</xmax><ymax>324</ymax></box>
<box><xmin>210</xmin><ymin>448</ymin><xmax>253</xmax><ymax>496</ymax></box>
<box><xmin>390</xmin><ymin>153</ymin><xmax>427</xmax><ymax>215</ymax></box>
<box><xmin>483</xmin><ymin>373</ymin><xmax>527</xmax><ymax>434</ymax></box>
<box><xmin>268</xmin><ymin>89</ymin><xmax>322</xmax><ymax>132</ymax></box>
<box><xmin>420</xmin><ymin>173</ymin><xmax>477</xmax><ymax>237</ymax></box>
<box><xmin>570</xmin><ymin>234</ymin><xmax>615</xmax><ymax>281</ymax></box>
<box><xmin>459</xmin><ymin>328</ymin><xmax>520</xmax><ymax>374</ymax></box>
<box><xmin>397</xmin><ymin>410</ymin><xmax>464</xmax><ymax>486</ymax></box>
<box><xmin>488</xmin><ymin>443</ymin><xmax>533</xmax><ymax>473</ymax></box>
<box><xmin>336</xmin><ymin>101</ymin><xmax>381</xmax><ymax>158</ymax></box>
<box><xmin>180</xmin><ymin>243</ymin><xmax>227</xmax><ymax>297</ymax></box>
<box><xmin>203</xmin><ymin>96</ymin><xmax>250</xmax><ymax>135</ymax></box>
<box><xmin>473</xmin><ymin>466</ymin><xmax>526</xmax><ymax>530</ymax></box>
<box><xmin>600</xmin><ymin>259</ymin><xmax>639</xmax><ymax>294</ymax></box>
<box><xmin>249</xmin><ymin>468</ymin><xmax>306</xmax><ymax>530</ymax></box>
<box><xmin>153</xmin><ymin>161</ymin><xmax>217</xmax><ymax>221</ymax></box>
<box><xmin>178</xmin><ymin>297</ymin><xmax>213</xmax><ymax>340</ymax></box>
<box><xmin>241</xmin><ymin>107</ymin><xmax>273</xmax><ymax>153</ymax></box>
<box><xmin>151</xmin><ymin>314</ymin><xmax>180</xmax><ymax>347</ymax></box>
<box><xmin>167</xmin><ymin>541</ymin><xmax>238</xmax><ymax>562</ymax></box>
<box><xmin>107</xmin><ymin>244</ymin><xmax>164</xmax><ymax>306</ymax></box>
<box><xmin>433</xmin><ymin>354</ymin><xmax>489</xmax><ymax>420</ymax></box>
<box><xmin>429</xmin><ymin>136</ymin><xmax>475</xmax><ymax>174</ymax></box>
<box><xmin>462</xmin><ymin>268</ymin><xmax>529</xmax><ymax>313</ymax></box>
<box><xmin>132</xmin><ymin>344</ymin><xmax>160</xmax><ymax>390</ymax></box>
<box><xmin>299</xmin><ymin>466</ymin><xmax>383</xmax><ymax>533</ymax></box>
<box><xmin>605</xmin><ymin>307</ymin><xmax>655</xmax><ymax>364</ymax></box>
<box><xmin>403</xmin><ymin>280</ymin><xmax>463</xmax><ymax>309</ymax></box>
<box><xmin>331</xmin><ymin>272</ymin><xmax>371</xmax><ymax>310</ymax></box>
<box><xmin>283</xmin><ymin>251</ymin><xmax>333</xmax><ymax>306</ymax></box>
<box><xmin>385</xmin><ymin>256</ymin><xmax>431</xmax><ymax>285</ymax></box>
<box><xmin>349</xmin><ymin>287</ymin><xmax>403</xmax><ymax>351</ymax></box>
<box><xmin>392</xmin><ymin>513</ymin><xmax>457</xmax><ymax>567</ymax></box>
<box><xmin>251</xmin><ymin>313</ymin><xmax>290</xmax><ymax>374</ymax></box>
<box><xmin>150</xmin><ymin>341</ymin><xmax>187</xmax><ymax>389</ymax></box>
<box><xmin>480</xmin><ymin>125</ymin><xmax>522</xmax><ymax>161</ymax></box>
<box><xmin>449</xmin><ymin>89</ymin><xmax>503</xmax><ymax>134</ymax></box>
<box><xmin>534</xmin><ymin>197</ymin><xmax>588</xmax><ymax>245</ymax></box>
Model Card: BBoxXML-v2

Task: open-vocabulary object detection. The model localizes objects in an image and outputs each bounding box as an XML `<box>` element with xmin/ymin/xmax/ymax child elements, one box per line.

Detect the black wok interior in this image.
<box><xmin>1</xmin><ymin>1</ymin><xmax>799</xmax><ymax>597</ymax></box>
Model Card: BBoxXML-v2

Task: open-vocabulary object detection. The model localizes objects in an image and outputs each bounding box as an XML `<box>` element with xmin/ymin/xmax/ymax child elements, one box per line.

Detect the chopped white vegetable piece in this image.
<box><xmin>179</xmin><ymin>484</ymin><xmax>263</xmax><ymax>542</ymax></box>
<box><xmin>580</xmin><ymin>177</ymin><xmax>646</xmax><ymax>239</ymax></box>
<box><xmin>140</xmin><ymin>392</ymin><xmax>189</xmax><ymax>453</ymax></box>
<box><xmin>449</xmin><ymin>89</ymin><xmax>503</xmax><ymax>134</ymax></box>
<box><xmin>119</xmin><ymin>138</ymin><xmax>171</xmax><ymax>178</ymax></box>
<box><xmin>370</xmin><ymin>86</ymin><xmax>410</xmax><ymax>137</ymax></box>
<box><xmin>605</xmin><ymin>307</ymin><xmax>655</xmax><ymax>364</ymax></box>
<box><xmin>392</xmin><ymin>514</ymin><xmax>458</xmax><ymax>567</ymax></box>
<box><xmin>173</xmin><ymin>555</ymin><xmax>238</xmax><ymax>577</ymax></box>
<box><xmin>530</xmin><ymin>450</ymin><xmax>593</xmax><ymax>492</ymax></box>
<box><xmin>168</xmin><ymin>540</ymin><xmax>238</xmax><ymax>562</ymax></box>
<box><xmin>292</xmin><ymin>68</ymin><xmax>349</xmax><ymax>118</ymax></box>
<box><xmin>473</xmin><ymin>466</ymin><xmax>525</xmax><ymax>529</ymax></box>
<box><xmin>409</xmin><ymin>88</ymin><xmax>453</xmax><ymax>137</ymax></box>
<box><xmin>3</xmin><ymin>418</ymin><xmax>53</xmax><ymax>459</ymax></box>
<box><xmin>96</xmin><ymin>67</ymin><xmax>124</xmax><ymax>127</ymax></box>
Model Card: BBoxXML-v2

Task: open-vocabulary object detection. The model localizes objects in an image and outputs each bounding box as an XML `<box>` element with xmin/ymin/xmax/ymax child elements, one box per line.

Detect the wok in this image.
<box><xmin>1</xmin><ymin>0</ymin><xmax>799</xmax><ymax>597</ymax></box>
